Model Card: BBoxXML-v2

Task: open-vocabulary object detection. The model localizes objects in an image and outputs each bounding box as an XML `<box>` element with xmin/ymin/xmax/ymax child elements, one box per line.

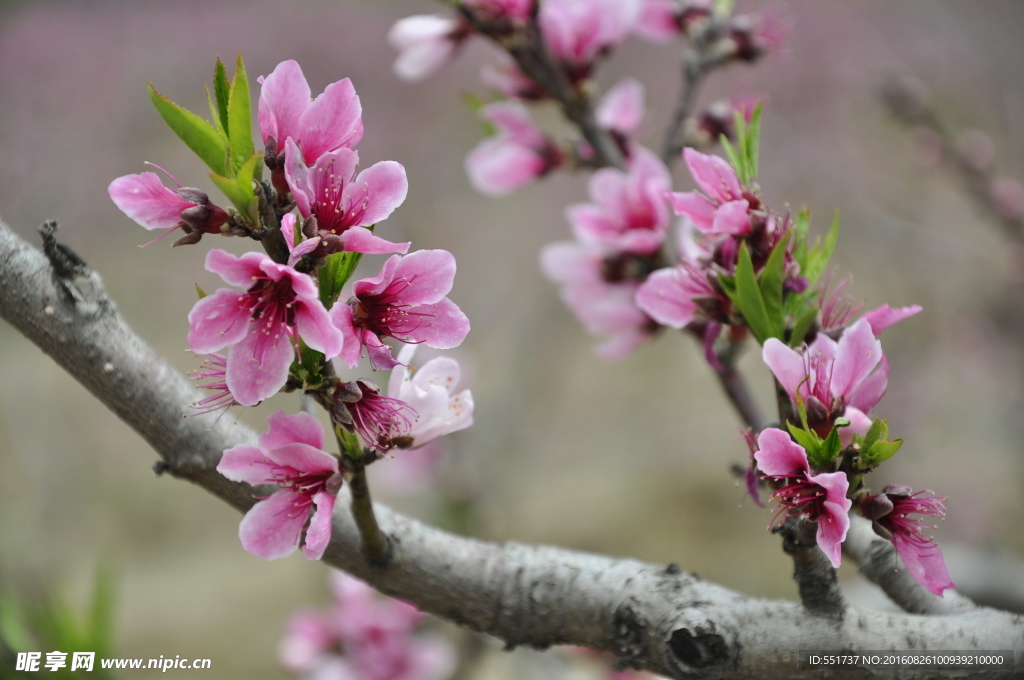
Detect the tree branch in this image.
<box><xmin>460</xmin><ymin>8</ymin><xmax>625</xmax><ymax>170</ymax></box>
<box><xmin>661</xmin><ymin>25</ymin><xmax>732</xmax><ymax>166</ymax></box>
<box><xmin>2</xmin><ymin>220</ymin><xmax>1022</xmax><ymax>679</ymax></box>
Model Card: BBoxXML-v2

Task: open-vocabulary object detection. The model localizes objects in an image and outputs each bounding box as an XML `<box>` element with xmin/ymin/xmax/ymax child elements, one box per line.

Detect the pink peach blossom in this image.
<box><xmin>595</xmin><ymin>78</ymin><xmax>646</xmax><ymax>138</ymax></box>
<box><xmin>258</xmin><ymin>60</ymin><xmax>363</xmax><ymax>166</ymax></box>
<box><xmin>108</xmin><ymin>172</ymin><xmax>229</xmax><ymax>246</ymax></box>
<box><xmin>539</xmin><ymin>0</ymin><xmax>642</xmax><ymax>71</ymax></box>
<box><xmin>634</xmin><ymin>0</ymin><xmax>684</xmax><ymax>42</ymax></box>
<box><xmin>755</xmin><ymin>428</ymin><xmax>851</xmax><ymax>568</ymax></box>
<box><xmin>540</xmin><ymin>241</ymin><xmax>654</xmax><ymax>359</ymax></box>
<box><xmin>862</xmin><ymin>486</ymin><xmax>955</xmax><ymax>596</ymax></box>
<box><xmin>465</xmin><ymin>101</ymin><xmax>560</xmax><ymax>196</ymax></box>
<box><xmin>331</xmin><ymin>250</ymin><xmax>470</xmax><ymax>370</ymax></box>
<box><xmin>763</xmin><ymin>318</ymin><xmax>887</xmax><ymax>432</ymax></box>
<box><xmin>217</xmin><ymin>411</ymin><xmax>341</xmax><ymax>560</ymax></box>
<box><xmin>187</xmin><ymin>249</ymin><xmax>343</xmax><ymax>406</ymax></box>
<box><xmin>335</xmin><ymin>379</ymin><xmax>417</xmax><ymax>452</ymax></box>
<box><xmin>280</xmin><ymin>571</ymin><xmax>455</xmax><ymax>680</ymax></box>
<box><xmin>669</xmin><ymin>148</ymin><xmax>751</xmax><ymax>237</ymax></box>
<box><xmin>568</xmin><ymin>146</ymin><xmax>671</xmax><ymax>254</ymax></box>
<box><xmin>634</xmin><ymin>262</ymin><xmax>714</xmax><ymax>330</ymax></box>
<box><xmin>862</xmin><ymin>304</ymin><xmax>923</xmax><ymax>336</ymax></box>
<box><xmin>284</xmin><ymin>143</ymin><xmax>410</xmax><ymax>255</ymax></box>
<box><xmin>388</xmin><ymin>15</ymin><xmax>465</xmax><ymax>82</ymax></box>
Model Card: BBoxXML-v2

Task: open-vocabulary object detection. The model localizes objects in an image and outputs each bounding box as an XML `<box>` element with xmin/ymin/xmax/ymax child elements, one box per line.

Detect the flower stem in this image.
<box><xmin>346</xmin><ymin>459</ymin><xmax>392</xmax><ymax>568</ymax></box>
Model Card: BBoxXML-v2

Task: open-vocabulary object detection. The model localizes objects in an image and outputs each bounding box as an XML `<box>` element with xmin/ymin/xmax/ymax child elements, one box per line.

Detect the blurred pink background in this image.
<box><xmin>1</xmin><ymin>0</ymin><xmax>1023</xmax><ymax>677</ymax></box>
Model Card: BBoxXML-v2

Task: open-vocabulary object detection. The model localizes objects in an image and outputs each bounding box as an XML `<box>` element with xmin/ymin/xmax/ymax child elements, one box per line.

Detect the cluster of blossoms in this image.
<box><xmin>279</xmin><ymin>571</ymin><xmax>455</xmax><ymax>680</ymax></box>
<box><xmin>385</xmin><ymin>0</ymin><xmax>953</xmax><ymax>598</ymax></box>
<box><xmin>388</xmin><ymin>0</ymin><xmax>784</xmax><ymax>197</ymax></box>
<box><xmin>108</xmin><ymin>59</ymin><xmax>474</xmax><ymax>561</ymax></box>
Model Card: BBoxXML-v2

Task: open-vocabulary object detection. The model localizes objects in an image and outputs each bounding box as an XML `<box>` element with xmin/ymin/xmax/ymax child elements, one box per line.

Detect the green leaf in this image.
<box><xmin>717</xmin><ymin>273</ymin><xmax>737</xmax><ymax>298</ymax></box>
<box><xmin>814</xmin><ymin>416</ymin><xmax>850</xmax><ymax>467</ymax></box>
<box><xmin>212</xmin><ymin>57</ymin><xmax>230</xmax><ymax>134</ymax></box>
<box><xmin>299</xmin><ymin>340</ymin><xmax>324</xmax><ymax>387</ymax></box>
<box><xmin>195</xmin><ymin>284</ymin><xmax>207</xmax><ymax>299</ymax></box>
<box><xmin>758</xmin><ymin>237</ymin><xmax>787</xmax><ymax>340</ymax></box>
<box><xmin>732</xmin><ymin>243</ymin><xmax>774</xmax><ymax>344</ymax></box>
<box><xmin>742</xmin><ymin>102</ymin><xmax>763</xmax><ymax>184</ymax></box>
<box><xmin>861</xmin><ymin>438</ymin><xmax>903</xmax><ymax>467</ymax></box>
<box><xmin>789</xmin><ymin>301</ymin><xmax>818</xmax><ymax>347</ymax></box>
<box><xmin>148</xmin><ymin>82</ymin><xmax>229</xmax><ymax>177</ymax></box>
<box><xmin>205</xmin><ymin>86</ymin><xmax>227</xmax><ymax>139</ymax></box>
<box><xmin>802</xmin><ymin>209</ymin><xmax>840</xmax><ymax>288</ymax></box>
<box><xmin>226</xmin><ymin>53</ymin><xmax>255</xmax><ymax>174</ymax></box>
<box><xmin>319</xmin><ymin>250</ymin><xmax>363</xmax><ymax>310</ymax></box>
<box><xmin>793</xmin><ymin>206</ymin><xmax>811</xmax><ymax>241</ymax></box>
<box><xmin>209</xmin><ymin>172</ymin><xmax>251</xmax><ymax>217</ymax></box>
<box><xmin>861</xmin><ymin>417</ymin><xmax>888</xmax><ymax>455</ymax></box>
<box><xmin>720</xmin><ymin>134</ymin><xmax>742</xmax><ymax>180</ymax></box>
<box><xmin>787</xmin><ymin>421</ymin><xmax>821</xmax><ymax>459</ymax></box>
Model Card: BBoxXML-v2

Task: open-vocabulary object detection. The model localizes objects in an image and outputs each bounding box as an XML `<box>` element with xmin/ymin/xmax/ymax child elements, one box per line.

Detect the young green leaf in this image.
<box><xmin>786</xmin><ymin>421</ymin><xmax>821</xmax><ymax>460</ymax></box>
<box><xmin>720</xmin><ymin>134</ymin><xmax>742</xmax><ymax>180</ymax></box>
<box><xmin>861</xmin><ymin>417</ymin><xmax>888</xmax><ymax>455</ymax></box>
<box><xmin>205</xmin><ymin>86</ymin><xmax>227</xmax><ymax>139</ymax></box>
<box><xmin>298</xmin><ymin>340</ymin><xmax>324</xmax><ymax>387</ymax></box>
<box><xmin>195</xmin><ymin>284</ymin><xmax>208</xmax><ymax>299</ymax></box>
<box><xmin>319</xmin><ymin>251</ymin><xmax>364</xmax><ymax>310</ymax></box>
<box><xmin>745</xmin><ymin>102</ymin><xmax>761</xmax><ymax>182</ymax></box>
<box><xmin>233</xmin><ymin>151</ymin><xmax>263</xmax><ymax>224</ymax></box>
<box><xmin>227</xmin><ymin>53</ymin><xmax>255</xmax><ymax>174</ymax></box>
<box><xmin>789</xmin><ymin>301</ymin><xmax>818</xmax><ymax>347</ymax></box>
<box><xmin>731</xmin><ymin>243</ymin><xmax>774</xmax><ymax>343</ymax></box>
<box><xmin>212</xmin><ymin>57</ymin><xmax>231</xmax><ymax>134</ymax></box>
<box><xmin>860</xmin><ymin>438</ymin><xmax>903</xmax><ymax>467</ymax></box>
<box><xmin>814</xmin><ymin>416</ymin><xmax>850</xmax><ymax>468</ymax></box>
<box><xmin>758</xmin><ymin>237</ymin><xmax>787</xmax><ymax>340</ymax></box>
<box><xmin>148</xmin><ymin>82</ymin><xmax>229</xmax><ymax>177</ymax></box>
<box><xmin>743</xmin><ymin>102</ymin><xmax>763</xmax><ymax>184</ymax></box>
<box><xmin>802</xmin><ymin>209</ymin><xmax>840</xmax><ymax>287</ymax></box>
<box><xmin>209</xmin><ymin>172</ymin><xmax>251</xmax><ymax>220</ymax></box>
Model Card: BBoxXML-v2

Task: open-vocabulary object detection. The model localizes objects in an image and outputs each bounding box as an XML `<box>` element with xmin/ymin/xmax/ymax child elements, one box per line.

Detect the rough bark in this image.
<box><xmin>1</xmin><ymin>220</ymin><xmax>1022</xmax><ymax>679</ymax></box>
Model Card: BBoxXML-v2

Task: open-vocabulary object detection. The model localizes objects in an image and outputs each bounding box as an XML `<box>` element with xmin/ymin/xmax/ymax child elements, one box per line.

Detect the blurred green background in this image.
<box><xmin>1</xmin><ymin>0</ymin><xmax>1023</xmax><ymax>677</ymax></box>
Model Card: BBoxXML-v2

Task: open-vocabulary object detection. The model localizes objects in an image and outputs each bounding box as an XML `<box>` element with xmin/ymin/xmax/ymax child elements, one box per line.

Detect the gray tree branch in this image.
<box><xmin>1</xmin><ymin>220</ymin><xmax>1022</xmax><ymax>679</ymax></box>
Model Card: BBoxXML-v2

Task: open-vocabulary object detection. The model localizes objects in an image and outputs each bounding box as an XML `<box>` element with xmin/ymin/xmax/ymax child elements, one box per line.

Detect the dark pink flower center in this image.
<box><xmin>767</xmin><ymin>474</ymin><xmax>828</xmax><ymax>527</ymax></box>
<box><xmin>353</xmin><ymin>276</ymin><xmax>437</xmax><ymax>340</ymax></box>
<box><xmin>878</xmin><ymin>493</ymin><xmax>945</xmax><ymax>547</ymax></box>
<box><xmin>311</xmin><ymin>162</ymin><xmax>354</xmax><ymax>235</ymax></box>
<box><xmin>349</xmin><ymin>392</ymin><xmax>416</xmax><ymax>450</ymax></box>
<box><xmin>802</xmin><ymin>353</ymin><xmax>842</xmax><ymax>415</ymax></box>
<box><xmin>243</xmin><ymin>277</ymin><xmax>299</xmax><ymax>337</ymax></box>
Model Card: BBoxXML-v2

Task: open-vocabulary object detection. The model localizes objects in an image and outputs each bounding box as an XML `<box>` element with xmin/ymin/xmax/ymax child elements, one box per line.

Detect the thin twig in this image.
<box><xmin>460</xmin><ymin>7</ymin><xmax>624</xmax><ymax>169</ymax></box>
<box><xmin>342</xmin><ymin>451</ymin><xmax>392</xmax><ymax>568</ymax></box>
<box><xmin>661</xmin><ymin>18</ymin><xmax>732</xmax><ymax>165</ymax></box>
<box><xmin>714</xmin><ymin>358</ymin><xmax>766</xmax><ymax>432</ymax></box>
